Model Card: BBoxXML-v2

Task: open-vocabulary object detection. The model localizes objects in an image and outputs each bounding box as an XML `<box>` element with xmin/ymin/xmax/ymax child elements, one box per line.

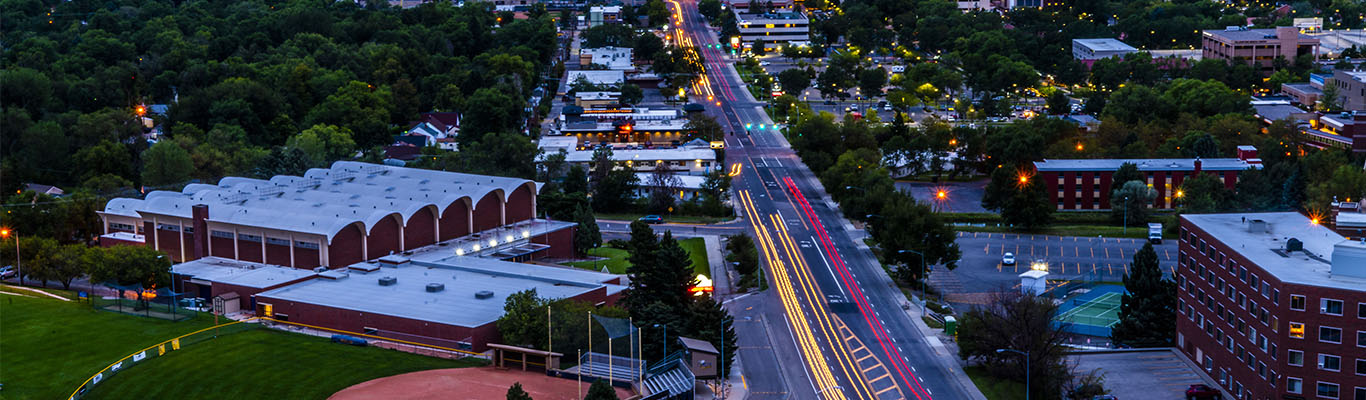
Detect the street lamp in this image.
<box><xmin>1</xmin><ymin>228</ymin><xmax>19</xmax><ymax>286</ymax></box>
<box><xmin>652</xmin><ymin>323</ymin><xmax>668</xmax><ymax>359</ymax></box>
<box><xmin>897</xmin><ymin>249</ymin><xmax>928</xmax><ymax>314</ymax></box>
<box><xmin>996</xmin><ymin>348</ymin><xmax>1030</xmax><ymax>400</ymax></box>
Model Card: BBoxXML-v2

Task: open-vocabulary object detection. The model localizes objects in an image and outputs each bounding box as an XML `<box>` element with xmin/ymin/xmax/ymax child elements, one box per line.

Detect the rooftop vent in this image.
<box><xmin>1248</xmin><ymin>219</ymin><xmax>1267</xmax><ymax>233</ymax></box>
<box><xmin>379</xmin><ymin>276</ymin><xmax>398</xmax><ymax>286</ymax></box>
<box><xmin>426</xmin><ymin>283</ymin><xmax>445</xmax><ymax>292</ymax></box>
<box><xmin>475</xmin><ymin>290</ymin><xmax>495</xmax><ymax>299</ymax></box>
<box><xmin>1286</xmin><ymin>238</ymin><xmax>1303</xmax><ymax>252</ymax></box>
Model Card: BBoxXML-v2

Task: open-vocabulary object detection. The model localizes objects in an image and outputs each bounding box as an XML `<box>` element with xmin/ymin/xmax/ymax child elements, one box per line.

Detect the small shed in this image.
<box><xmin>213</xmin><ymin>292</ymin><xmax>241</xmax><ymax>315</ymax></box>
<box><xmin>677</xmin><ymin>336</ymin><xmax>719</xmax><ymax>379</ymax></box>
<box><xmin>1019</xmin><ymin>270</ymin><xmax>1048</xmax><ymax>296</ymax></box>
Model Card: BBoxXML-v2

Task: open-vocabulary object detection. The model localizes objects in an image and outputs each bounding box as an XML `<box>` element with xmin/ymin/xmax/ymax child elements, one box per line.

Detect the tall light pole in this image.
<box><xmin>997</xmin><ymin>348</ymin><xmax>1030</xmax><ymax>400</ymax></box>
<box><xmin>1122</xmin><ymin>195</ymin><xmax>1130</xmax><ymax>235</ymax></box>
<box><xmin>1</xmin><ymin>228</ymin><xmax>19</xmax><ymax>286</ymax></box>
<box><xmin>897</xmin><ymin>249</ymin><xmax>927</xmax><ymax>313</ymax></box>
<box><xmin>652</xmin><ymin>323</ymin><xmax>668</xmax><ymax>359</ymax></box>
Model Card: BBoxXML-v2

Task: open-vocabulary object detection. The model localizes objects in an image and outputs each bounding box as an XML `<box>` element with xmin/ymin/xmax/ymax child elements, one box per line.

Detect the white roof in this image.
<box><xmin>256</xmin><ymin>255</ymin><xmax>624</xmax><ymax>328</ymax></box>
<box><xmin>567</xmin><ymin>70</ymin><xmax>625</xmax><ymax>86</ymax></box>
<box><xmin>1034</xmin><ymin>158</ymin><xmax>1260</xmax><ymax>172</ymax></box>
<box><xmin>634</xmin><ymin>173</ymin><xmax>707</xmax><ymax>190</ymax></box>
<box><xmin>562</xmin><ymin>147</ymin><xmax>717</xmax><ymax>163</ymax></box>
<box><xmin>1183</xmin><ymin>212</ymin><xmax>1366</xmax><ymax>290</ymax></box>
<box><xmin>1073</xmin><ymin>38</ymin><xmax>1137</xmax><ymax>52</ymax></box>
<box><xmin>101</xmin><ymin>162</ymin><xmax>538</xmax><ymax>242</ymax></box>
<box><xmin>173</xmin><ymin>257</ymin><xmax>318</xmax><ymax>289</ymax></box>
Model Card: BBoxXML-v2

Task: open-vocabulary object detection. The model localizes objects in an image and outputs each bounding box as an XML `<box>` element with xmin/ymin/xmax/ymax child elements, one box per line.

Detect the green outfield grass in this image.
<box><xmin>0</xmin><ymin>289</ymin><xmax>217</xmax><ymax>399</ymax></box>
<box><xmin>563</xmin><ymin>237</ymin><xmax>711</xmax><ymax>277</ymax></box>
<box><xmin>964</xmin><ymin>366</ymin><xmax>1027</xmax><ymax>400</ymax></box>
<box><xmin>84</xmin><ymin>329</ymin><xmax>483</xmax><ymax>399</ymax></box>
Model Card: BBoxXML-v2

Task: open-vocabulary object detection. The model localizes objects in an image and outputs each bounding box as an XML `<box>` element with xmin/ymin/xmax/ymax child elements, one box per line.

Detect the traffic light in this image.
<box><xmin>745</xmin><ymin>123</ymin><xmax>752</xmax><ymax>129</ymax></box>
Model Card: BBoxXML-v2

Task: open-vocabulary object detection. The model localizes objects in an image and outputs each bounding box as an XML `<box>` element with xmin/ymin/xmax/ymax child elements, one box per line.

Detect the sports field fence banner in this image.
<box><xmin>68</xmin><ymin>318</ymin><xmax>259</xmax><ymax>400</ymax></box>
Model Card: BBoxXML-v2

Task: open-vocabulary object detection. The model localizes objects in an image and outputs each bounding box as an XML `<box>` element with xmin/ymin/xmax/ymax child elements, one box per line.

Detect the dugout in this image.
<box><xmin>489</xmin><ymin>343</ymin><xmax>562</xmax><ymax>372</ymax></box>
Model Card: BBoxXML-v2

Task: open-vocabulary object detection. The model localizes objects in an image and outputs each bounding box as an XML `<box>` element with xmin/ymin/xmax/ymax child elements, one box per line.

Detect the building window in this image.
<box><xmin>1319</xmin><ymin>382</ymin><xmax>1340</xmax><ymax>399</ymax></box>
<box><xmin>1321</xmin><ymin>354</ymin><xmax>1342</xmax><ymax>371</ymax></box>
<box><xmin>1291</xmin><ymin>294</ymin><xmax>1307</xmax><ymax>311</ymax></box>
<box><xmin>1353</xmin><ymin>388</ymin><xmax>1364</xmax><ymax>400</ymax></box>
<box><xmin>1322</xmin><ymin>326</ymin><xmax>1343</xmax><ymax>344</ymax></box>
<box><xmin>156</xmin><ymin>224</ymin><xmax>181</xmax><ymax>232</ymax></box>
<box><xmin>1322</xmin><ymin>299</ymin><xmax>1344</xmax><ymax>315</ymax></box>
<box><xmin>240</xmin><ymin>234</ymin><xmax>262</xmax><ymax>243</ymax></box>
<box><xmin>1358</xmin><ymin>303</ymin><xmax>1365</xmax><ymax>319</ymax></box>
<box><xmin>1288</xmin><ymin>377</ymin><xmax>1302</xmax><ymax>394</ymax></box>
<box><xmin>1359</xmin><ymin>331</ymin><xmax>1366</xmax><ymax>347</ymax></box>
<box><xmin>1290</xmin><ymin>350</ymin><xmax>1305</xmax><ymax>366</ymax></box>
<box><xmin>109</xmin><ymin>222</ymin><xmax>136</xmax><ymax>231</ymax></box>
<box><xmin>265</xmin><ymin>237</ymin><xmax>290</xmax><ymax>246</ymax></box>
<box><xmin>211</xmin><ymin>231</ymin><xmax>234</xmax><ymax>239</ymax></box>
<box><xmin>1290</xmin><ymin>322</ymin><xmax>1305</xmax><ymax>339</ymax></box>
<box><xmin>294</xmin><ymin>241</ymin><xmax>319</xmax><ymax>250</ymax></box>
<box><xmin>1356</xmin><ymin>359</ymin><xmax>1366</xmax><ymax>375</ymax></box>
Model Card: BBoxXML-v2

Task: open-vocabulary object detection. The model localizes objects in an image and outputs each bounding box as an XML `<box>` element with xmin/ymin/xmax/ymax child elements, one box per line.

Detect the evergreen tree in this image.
<box><xmin>688</xmin><ymin>296</ymin><xmax>738</xmax><ymax>377</ymax></box>
<box><xmin>585</xmin><ymin>379</ymin><xmax>618</xmax><ymax>400</ymax></box>
<box><xmin>622</xmin><ymin>221</ymin><xmax>662</xmax><ymax>314</ymax></box>
<box><xmin>564</xmin><ymin>165</ymin><xmax>589</xmax><ymax>195</ymax></box>
<box><xmin>654</xmin><ymin>231</ymin><xmax>699</xmax><ymax>309</ymax></box>
<box><xmin>572</xmin><ymin>203</ymin><xmax>602</xmax><ymax>256</ymax></box>
<box><xmin>507</xmin><ymin>382</ymin><xmax>534</xmax><ymax>400</ymax></box>
<box><xmin>1109</xmin><ymin>162</ymin><xmax>1143</xmax><ymax>194</ymax></box>
<box><xmin>1110</xmin><ymin>243</ymin><xmax>1176</xmax><ymax>348</ymax></box>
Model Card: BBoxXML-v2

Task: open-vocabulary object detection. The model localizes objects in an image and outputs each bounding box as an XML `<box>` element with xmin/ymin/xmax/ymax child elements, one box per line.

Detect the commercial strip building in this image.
<box><xmin>97</xmin><ymin>161</ymin><xmax>549</xmax><ymax>267</ymax></box>
<box><xmin>1032</xmin><ymin>150</ymin><xmax>1262</xmax><ymax>210</ymax></box>
<box><xmin>579</xmin><ymin>46</ymin><xmax>634</xmax><ymax>71</ymax></box>
<box><xmin>552</xmin><ymin>106</ymin><xmax>691</xmax><ymax>141</ymax></box>
<box><xmin>538</xmin><ymin>136</ymin><xmax>719</xmax><ymax>176</ymax></box>
<box><xmin>1175</xmin><ymin>212</ymin><xmax>1366</xmax><ymax>400</ymax></box>
<box><xmin>732</xmin><ymin>11</ymin><xmax>809</xmax><ymax>51</ymax></box>
<box><xmin>1202</xmin><ymin>27</ymin><xmax>1320</xmax><ymax>75</ymax></box>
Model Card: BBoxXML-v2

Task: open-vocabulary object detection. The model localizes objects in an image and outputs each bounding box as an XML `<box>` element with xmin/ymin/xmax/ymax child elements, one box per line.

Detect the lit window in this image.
<box><xmin>1290</xmin><ymin>322</ymin><xmax>1305</xmax><ymax>339</ymax></box>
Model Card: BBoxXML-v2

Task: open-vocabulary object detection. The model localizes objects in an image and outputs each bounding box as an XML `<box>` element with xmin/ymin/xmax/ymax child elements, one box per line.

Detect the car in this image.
<box><xmin>824</xmin><ymin>99</ymin><xmax>836</xmax><ymax>105</ymax></box>
<box><xmin>1002</xmin><ymin>253</ymin><xmax>1015</xmax><ymax>266</ymax></box>
<box><xmin>883</xmin><ymin>104</ymin><xmax>892</xmax><ymax>111</ymax></box>
<box><xmin>849</xmin><ymin>104</ymin><xmax>859</xmax><ymax>111</ymax></box>
<box><xmin>639</xmin><ymin>215</ymin><xmax>664</xmax><ymax>224</ymax></box>
<box><xmin>1185</xmin><ymin>384</ymin><xmax>1222</xmax><ymax>400</ymax></box>
<box><xmin>759</xmin><ymin>61</ymin><xmax>771</xmax><ymax>66</ymax></box>
<box><xmin>0</xmin><ymin>266</ymin><xmax>14</xmax><ymax>279</ymax></box>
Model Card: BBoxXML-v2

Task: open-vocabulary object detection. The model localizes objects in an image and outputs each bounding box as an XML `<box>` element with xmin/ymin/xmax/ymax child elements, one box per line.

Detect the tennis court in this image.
<box><xmin>1053</xmin><ymin>285</ymin><xmax>1125</xmax><ymax>337</ymax></box>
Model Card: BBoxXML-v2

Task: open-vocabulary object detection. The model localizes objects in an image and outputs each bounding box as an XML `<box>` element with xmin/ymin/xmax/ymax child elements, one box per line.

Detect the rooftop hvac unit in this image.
<box><xmin>378</xmin><ymin>276</ymin><xmax>398</xmax><ymax>286</ymax></box>
<box><xmin>1286</xmin><ymin>238</ymin><xmax>1303</xmax><ymax>252</ymax></box>
<box><xmin>313</xmin><ymin>266</ymin><xmax>329</xmax><ymax>273</ymax></box>
<box><xmin>475</xmin><ymin>290</ymin><xmax>495</xmax><ymax>299</ymax></box>
<box><xmin>426</xmin><ymin>283</ymin><xmax>445</xmax><ymax>292</ymax></box>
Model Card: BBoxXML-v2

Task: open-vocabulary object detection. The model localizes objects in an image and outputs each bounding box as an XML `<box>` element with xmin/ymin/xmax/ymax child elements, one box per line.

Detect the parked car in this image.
<box><xmin>1002</xmin><ymin>253</ymin><xmax>1015</xmax><ymax>266</ymax></box>
<box><xmin>0</xmin><ymin>266</ymin><xmax>14</xmax><ymax>279</ymax></box>
<box><xmin>1185</xmin><ymin>384</ymin><xmax>1222</xmax><ymax>400</ymax></box>
<box><xmin>639</xmin><ymin>215</ymin><xmax>664</xmax><ymax>224</ymax></box>
<box><xmin>882</xmin><ymin>103</ymin><xmax>892</xmax><ymax>111</ymax></box>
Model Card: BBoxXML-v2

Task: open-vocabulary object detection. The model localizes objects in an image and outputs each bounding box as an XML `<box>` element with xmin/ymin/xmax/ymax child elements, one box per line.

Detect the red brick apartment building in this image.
<box><xmin>1033</xmin><ymin>147</ymin><xmax>1261</xmax><ymax>210</ymax></box>
<box><xmin>1176</xmin><ymin>212</ymin><xmax>1366</xmax><ymax>400</ymax></box>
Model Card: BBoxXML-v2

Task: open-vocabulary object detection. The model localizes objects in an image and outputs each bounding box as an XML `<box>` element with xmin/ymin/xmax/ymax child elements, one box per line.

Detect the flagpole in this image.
<box><xmin>547</xmin><ymin>305</ymin><xmax>552</xmax><ymax>356</ymax></box>
<box><xmin>588</xmin><ymin>311</ymin><xmax>593</xmax><ymax>373</ymax></box>
<box><xmin>578</xmin><ymin>349</ymin><xmax>583</xmax><ymax>398</ymax></box>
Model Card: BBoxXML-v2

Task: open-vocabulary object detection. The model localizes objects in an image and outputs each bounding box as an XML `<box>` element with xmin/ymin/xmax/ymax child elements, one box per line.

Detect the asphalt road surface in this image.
<box><xmin>942</xmin><ymin>232</ymin><xmax>1179</xmax><ymax>303</ymax></box>
<box><xmin>667</xmin><ymin>2</ymin><xmax>979</xmax><ymax>398</ymax></box>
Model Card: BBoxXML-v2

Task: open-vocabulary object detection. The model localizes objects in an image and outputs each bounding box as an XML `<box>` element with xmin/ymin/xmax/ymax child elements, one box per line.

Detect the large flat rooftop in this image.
<box><xmin>1073</xmin><ymin>38</ymin><xmax>1137</xmax><ymax>52</ymax></box>
<box><xmin>1183</xmin><ymin>212</ymin><xmax>1366</xmax><ymax>290</ymax></box>
<box><xmin>257</xmin><ymin>255</ymin><xmax>625</xmax><ymax>329</ymax></box>
<box><xmin>173</xmin><ymin>257</ymin><xmax>318</xmax><ymax>289</ymax></box>
<box><xmin>1033</xmin><ymin>158</ymin><xmax>1260</xmax><ymax>172</ymax></box>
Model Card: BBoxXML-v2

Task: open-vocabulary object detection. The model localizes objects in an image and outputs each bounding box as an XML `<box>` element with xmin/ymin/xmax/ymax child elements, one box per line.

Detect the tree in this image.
<box><xmin>1177</xmin><ymin>173</ymin><xmax>1233</xmax><ymax>214</ymax></box>
<box><xmin>507</xmin><ymin>382</ymin><xmax>534</xmax><ymax>400</ymax></box>
<box><xmin>252</xmin><ymin>147</ymin><xmax>313</xmax><ymax>179</ymax></box>
<box><xmin>725</xmin><ymin>233</ymin><xmax>759</xmax><ymax>288</ymax></box>
<box><xmin>572</xmin><ymin>202</ymin><xmax>603</xmax><ymax>256</ymax></box>
<box><xmin>644</xmin><ymin>0</ymin><xmax>670</xmax><ymax>27</ymax></box>
<box><xmin>647</xmin><ymin>163</ymin><xmax>682</xmax><ymax>213</ymax></box>
<box><xmin>687</xmin><ymin>295</ymin><xmax>738</xmax><ymax>376</ymax></box>
<box><xmin>461</xmin><ymin>87</ymin><xmax>525</xmax><ymax>144</ymax></box>
<box><xmin>868</xmin><ymin>192</ymin><xmax>962</xmax><ymax>286</ymax></box>
<box><xmin>498</xmin><ymin>289</ymin><xmax>549</xmax><ymax>348</ymax></box>
<box><xmin>981</xmin><ymin>165</ymin><xmax>1053</xmax><ymax>230</ymax></box>
<box><xmin>1046</xmin><ymin>90</ymin><xmax>1069</xmax><ymax>115</ymax></box>
<box><xmin>684</xmin><ymin>113</ymin><xmax>725</xmax><ymax>142</ymax></box>
<box><xmin>1307</xmin><ymin>165</ymin><xmax>1366</xmax><ymax>211</ymax></box>
<box><xmin>1319</xmin><ymin>83</ymin><xmax>1342</xmax><ymax>112</ymax></box>
<box><xmin>141</xmin><ymin>140</ymin><xmax>194</xmax><ymax>187</ymax></box>
<box><xmin>698</xmin><ymin>0</ymin><xmax>722</xmax><ymax>21</ymax></box>
<box><xmin>49</xmin><ymin>244</ymin><xmax>90</xmax><ymax>290</ymax></box>
<box><xmin>957</xmin><ymin>292</ymin><xmax>1072</xmax><ymax>400</ymax></box>
<box><xmin>564</xmin><ymin>165</ymin><xmax>589</xmax><ymax>195</ymax></box>
<box><xmin>777</xmin><ymin>68</ymin><xmax>812</xmax><ymax>96</ymax></box>
<box><xmin>1110</xmin><ymin>243</ymin><xmax>1176</xmax><ymax>348</ymax></box>
<box><xmin>1111</xmin><ymin>181</ymin><xmax>1155</xmax><ymax>227</ymax></box>
<box><xmin>584</xmin><ymin>379</ymin><xmax>618</xmax><ymax>400</ymax></box>
<box><xmin>700</xmin><ymin>169</ymin><xmax>732</xmax><ymax>217</ymax></box>
<box><xmin>857</xmin><ymin>67</ymin><xmax>887</xmax><ymax>98</ymax></box>
<box><xmin>620</xmin><ymin>83</ymin><xmax>644</xmax><ymax>105</ymax></box>
<box><xmin>752</xmin><ymin>40</ymin><xmax>768</xmax><ymax>56</ymax></box>
<box><xmin>87</xmin><ymin>245</ymin><xmax>172</xmax><ymax>293</ymax></box>
<box><xmin>1109</xmin><ymin>162</ymin><xmax>1144</xmax><ymax>195</ymax></box>
<box><xmin>286</xmin><ymin>124</ymin><xmax>356</xmax><ymax>166</ymax></box>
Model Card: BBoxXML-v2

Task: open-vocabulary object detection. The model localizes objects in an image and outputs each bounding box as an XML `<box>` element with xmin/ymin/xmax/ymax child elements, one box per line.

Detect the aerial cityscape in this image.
<box><xmin>3</xmin><ymin>0</ymin><xmax>1366</xmax><ymax>399</ymax></box>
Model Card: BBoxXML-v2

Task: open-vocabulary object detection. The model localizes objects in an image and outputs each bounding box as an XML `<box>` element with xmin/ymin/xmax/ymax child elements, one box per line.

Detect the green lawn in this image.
<box><xmin>594</xmin><ymin>213</ymin><xmax>736</xmax><ymax>224</ymax></box>
<box><xmin>964</xmin><ymin>366</ymin><xmax>1026</xmax><ymax>400</ymax></box>
<box><xmin>565</xmin><ymin>246</ymin><xmax>633</xmax><ymax>274</ymax></box>
<box><xmin>563</xmin><ymin>237</ymin><xmax>711</xmax><ymax>278</ymax></box>
<box><xmin>0</xmin><ymin>289</ymin><xmax>217</xmax><ymax>400</ymax></box>
<box><xmin>85</xmin><ymin>329</ymin><xmax>483</xmax><ymax>400</ymax></box>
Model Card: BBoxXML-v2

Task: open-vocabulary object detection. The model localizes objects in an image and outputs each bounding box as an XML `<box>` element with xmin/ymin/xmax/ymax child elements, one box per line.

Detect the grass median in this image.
<box><xmin>563</xmin><ymin>237</ymin><xmax>711</xmax><ymax>278</ymax></box>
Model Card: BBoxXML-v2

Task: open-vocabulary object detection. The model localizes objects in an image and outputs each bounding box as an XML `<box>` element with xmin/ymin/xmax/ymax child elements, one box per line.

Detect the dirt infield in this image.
<box><xmin>328</xmin><ymin>367</ymin><xmax>635</xmax><ymax>400</ymax></box>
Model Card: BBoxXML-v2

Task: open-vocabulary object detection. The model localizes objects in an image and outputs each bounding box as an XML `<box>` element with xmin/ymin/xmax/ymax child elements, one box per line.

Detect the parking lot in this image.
<box><xmin>941</xmin><ymin>232</ymin><xmax>1180</xmax><ymax>296</ymax></box>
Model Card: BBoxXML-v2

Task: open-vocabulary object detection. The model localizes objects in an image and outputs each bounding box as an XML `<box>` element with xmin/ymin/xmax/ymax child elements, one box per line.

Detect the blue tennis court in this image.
<box><xmin>1054</xmin><ymin>284</ymin><xmax>1126</xmax><ymax>337</ymax></box>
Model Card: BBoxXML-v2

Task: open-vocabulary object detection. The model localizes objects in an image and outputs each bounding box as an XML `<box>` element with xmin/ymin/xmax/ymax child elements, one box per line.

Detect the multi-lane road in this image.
<box><xmin>662</xmin><ymin>2</ymin><xmax>979</xmax><ymax>399</ymax></box>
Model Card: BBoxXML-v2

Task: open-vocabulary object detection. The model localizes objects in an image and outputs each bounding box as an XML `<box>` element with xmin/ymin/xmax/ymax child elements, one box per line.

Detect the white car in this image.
<box><xmin>1002</xmin><ymin>253</ymin><xmax>1015</xmax><ymax>266</ymax></box>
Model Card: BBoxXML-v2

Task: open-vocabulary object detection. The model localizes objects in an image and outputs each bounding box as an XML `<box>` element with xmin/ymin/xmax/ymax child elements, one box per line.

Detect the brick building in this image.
<box><xmin>97</xmin><ymin>161</ymin><xmax>559</xmax><ymax>268</ymax></box>
<box><xmin>1032</xmin><ymin>150</ymin><xmax>1262</xmax><ymax>211</ymax></box>
<box><xmin>1176</xmin><ymin>212</ymin><xmax>1366</xmax><ymax>400</ymax></box>
<box><xmin>1202</xmin><ymin>27</ymin><xmax>1320</xmax><ymax>75</ymax></box>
